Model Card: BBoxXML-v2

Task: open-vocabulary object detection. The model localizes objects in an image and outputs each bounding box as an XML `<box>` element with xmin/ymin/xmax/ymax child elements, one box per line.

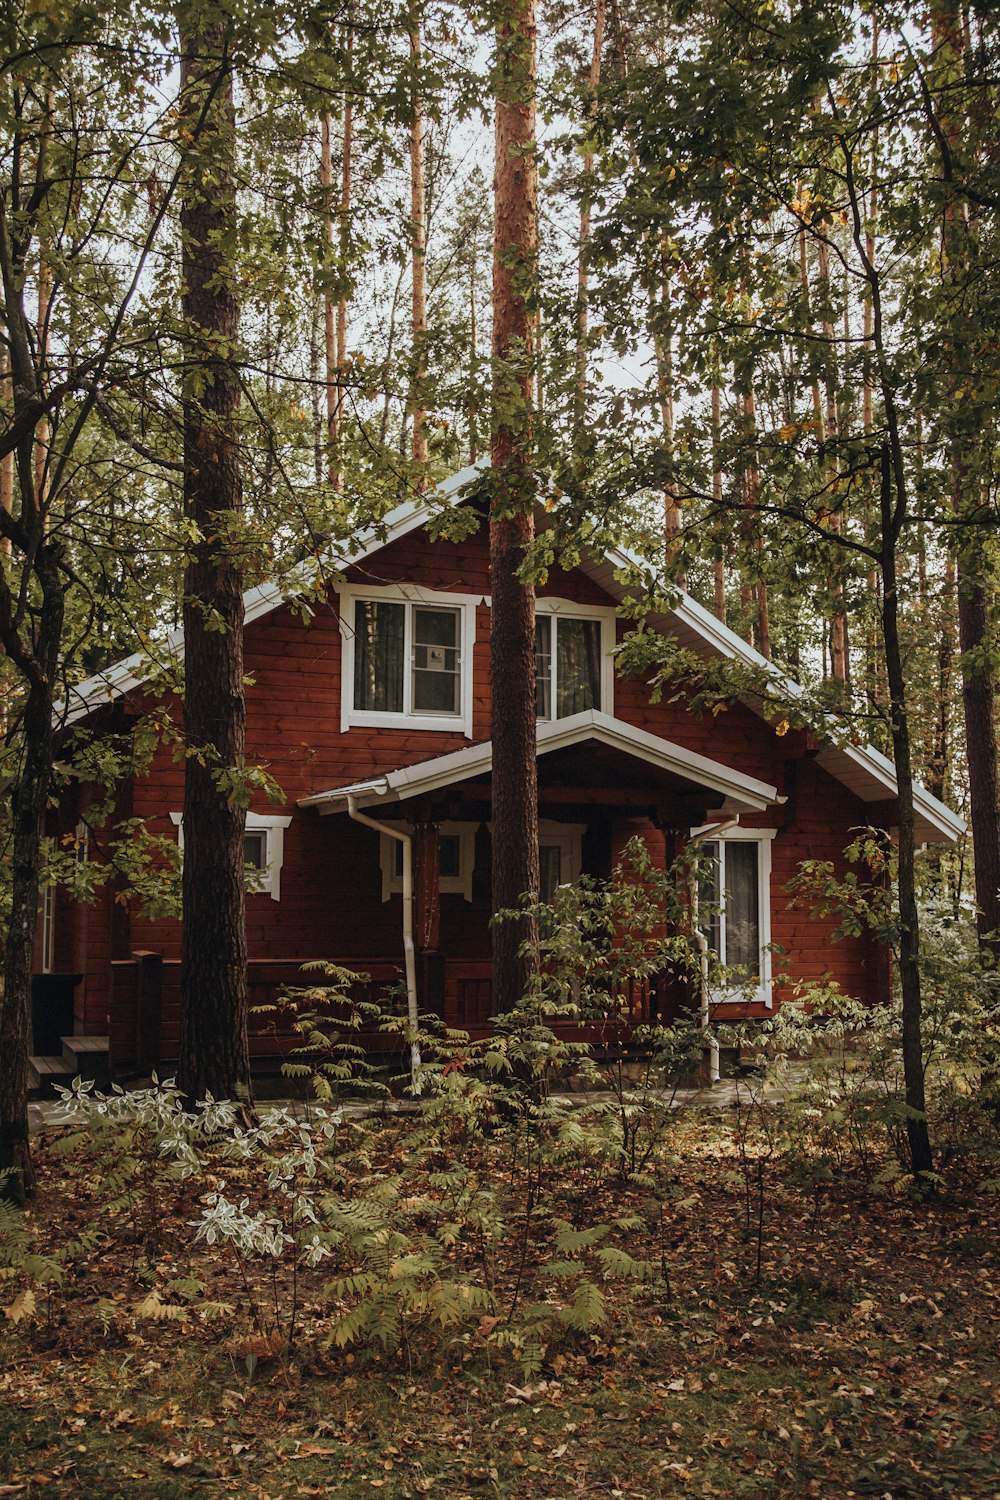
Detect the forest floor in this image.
<box><xmin>1</xmin><ymin>1112</ymin><xmax>998</xmax><ymax>1500</ymax></box>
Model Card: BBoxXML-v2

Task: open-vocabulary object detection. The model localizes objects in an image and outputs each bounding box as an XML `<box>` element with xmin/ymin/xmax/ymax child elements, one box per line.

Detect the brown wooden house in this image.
<box><xmin>33</xmin><ymin>464</ymin><xmax>963</xmax><ymax>1086</ymax></box>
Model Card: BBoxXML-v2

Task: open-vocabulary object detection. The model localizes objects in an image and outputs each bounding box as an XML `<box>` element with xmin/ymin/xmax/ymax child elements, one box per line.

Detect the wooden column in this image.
<box><xmin>413</xmin><ymin>817</ymin><xmax>444</xmax><ymax>1017</ymax></box>
<box><xmin>651</xmin><ymin>816</ymin><xmax>696</xmax><ymax>1025</ymax></box>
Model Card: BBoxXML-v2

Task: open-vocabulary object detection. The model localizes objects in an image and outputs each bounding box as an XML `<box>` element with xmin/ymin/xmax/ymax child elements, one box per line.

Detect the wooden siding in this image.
<box><xmin>65</xmin><ymin>512</ymin><xmax>892</xmax><ymax>1052</ymax></box>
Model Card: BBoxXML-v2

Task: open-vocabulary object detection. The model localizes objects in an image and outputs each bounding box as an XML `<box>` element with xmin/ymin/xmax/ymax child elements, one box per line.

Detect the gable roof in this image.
<box><xmin>59</xmin><ymin>460</ymin><xmax>964</xmax><ymax>843</ymax></box>
<box><xmin>298</xmin><ymin>708</ymin><xmax>779</xmax><ymax>817</ymax></box>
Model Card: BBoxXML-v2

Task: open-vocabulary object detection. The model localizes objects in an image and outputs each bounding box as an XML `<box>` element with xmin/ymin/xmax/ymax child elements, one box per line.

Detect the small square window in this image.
<box><xmin>244</xmin><ymin>831</ymin><xmax>267</xmax><ymax>872</ymax></box>
<box><xmin>381</xmin><ymin>822</ymin><xmax>478</xmax><ymax>902</ymax></box>
<box><xmin>170</xmin><ymin>812</ymin><xmax>292</xmax><ymax>901</ymax></box>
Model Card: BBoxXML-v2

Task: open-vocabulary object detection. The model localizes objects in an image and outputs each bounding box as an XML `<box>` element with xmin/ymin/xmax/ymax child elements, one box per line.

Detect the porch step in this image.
<box><xmin>28</xmin><ymin>1054</ymin><xmax>76</xmax><ymax>1098</ymax></box>
<box><xmin>61</xmin><ymin>1034</ymin><xmax>110</xmax><ymax>1082</ymax></box>
<box><xmin>28</xmin><ymin>1035</ymin><xmax>110</xmax><ymax>1098</ymax></box>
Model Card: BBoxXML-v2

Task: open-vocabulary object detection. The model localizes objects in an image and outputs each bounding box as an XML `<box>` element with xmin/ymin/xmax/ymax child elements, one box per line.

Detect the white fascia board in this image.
<box><xmin>596</xmin><ymin>545</ymin><xmax>963</xmax><ymax>841</ymax></box>
<box><xmin>298</xmin><ymin>776</ymin><xmax>390</xmax><ymax>810</ymax></box>
<box><xmin>552</xmin><ymin>710</ymin><xmax>778</xmax><ymax>808</ymax></box>
<box><xmin>820</xmin><ymin>742</ymin><xmax>968</xmax><ymax>841</ymax></box>
<box><xmin>298</xmin><ymin>709</ymin><xmax>779</xmax><ymax>816</ymax></box>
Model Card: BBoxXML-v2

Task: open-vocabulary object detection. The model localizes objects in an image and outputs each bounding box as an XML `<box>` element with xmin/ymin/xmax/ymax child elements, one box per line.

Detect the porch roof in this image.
<box><xmin>297</xmin><ymin>709</ymin><xmax>779</xmax><ymax>818</ymax></box>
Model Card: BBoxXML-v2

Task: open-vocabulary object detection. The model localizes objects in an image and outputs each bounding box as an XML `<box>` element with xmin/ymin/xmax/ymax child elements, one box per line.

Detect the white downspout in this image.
<box><xmin>688</xmin><ymin>816</ymin><xmax>740</xmax><ymax>1088</ymax></box>
<box><xmin>347</xmin><ymin>796</ymin><xmax>422</xmax><ymax>1093</ymax></box>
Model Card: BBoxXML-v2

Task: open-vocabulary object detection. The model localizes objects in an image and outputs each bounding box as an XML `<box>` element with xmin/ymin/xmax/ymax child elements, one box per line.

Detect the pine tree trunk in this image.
<box><xmin>957</xmin><ymin>554</ymin><xmax>1000</xmax><ymax>945</ymax></box>
<box><xmin>491</xmin><ymin>0</ymin><xmax>539</xmax><ymax>1014</ymax></box>
<box><xmin>410</xmin><ymin>15</ymin><xmax>428</xmax><ymax>469</ymax></box>
<box><xmin>711</xmin><ymin>380</ymin><xmax>726</xmax><ymax>621</ymax></box>
<box><xmin>335</xmin><ymin>28</ymin><xmax>352</xmax><ymax>489</ymax></box>
<box><xmin>0</xmin><ymin>550</ymin><xmax>63</xmax><ymax>1203</ymax></box>
<box><xmin>573</xmin><ymin>0</ymin><xmax>604</xmax><ymax>438</ymax></box>
<box><xmin>879</xmin><ymin>443</ymin><xmax>933</xmax><ymax>1179</ymax></box>
<box><xmin>176</xmin><ymin>9</ymin><xmax>251</xmax><ymax>1105</ymax></box>
<box><xmin>320</xmin><ymin>113</ymin><xmax>339</xmax><ymax>482</ymax></box>
<box><xmin>815</xmin><ymin>232</ymin><xmax>849</xmax><ymax>688</ymax></box>
<box><xmin>930</xmin><ymin>0</ymin><xmax>1000</xmax><ymax>953</ymax></box>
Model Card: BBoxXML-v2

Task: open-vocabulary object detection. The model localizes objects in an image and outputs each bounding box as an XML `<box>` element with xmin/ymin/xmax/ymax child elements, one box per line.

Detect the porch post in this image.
<box><xmin>414</xmin><ymin>818</ymin><xmax>440</xmax><ymax>952</ymax></box>
<box><xmin>414</xmin><ymin>816</ymin><xmax>445</xmax><ymax>1017</ymax></box>
<box><xmin>651</xmin><ymin>816</ymin><xmax>689</xmax><ymax>1026</ymax></box>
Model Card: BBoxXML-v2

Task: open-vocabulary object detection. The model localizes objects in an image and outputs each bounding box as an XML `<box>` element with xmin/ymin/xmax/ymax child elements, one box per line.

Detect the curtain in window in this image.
<box><xmin>535</xmin><ymin>616</ymin><xmax>552</xmax><ymax>718</ymax></box>
<box><xmin>698</xmin><ymin>841</ymin><xmax>722</xmax><ymax>955</ymax></box>
<box><xmin>354</xmin><ymin>600</ymin><xmax>404</xmax><ymax>712</ymax></box>
<box><xmin>539</xmin><ymin>843</ymin><xmax>562</xmax><ymax>900</ymax></box>
<box><xmin>725</xmin><ymin>841</ymin><xmax>760</xmax><ymax>974</ymax></box>
<box><xmin>556</xmin><ymin>617</ymin><xmax>601</xmax><ymax>716</ymax></box>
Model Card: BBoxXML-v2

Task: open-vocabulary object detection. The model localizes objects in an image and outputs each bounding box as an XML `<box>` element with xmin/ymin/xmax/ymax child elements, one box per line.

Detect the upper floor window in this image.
<box><xmin>341</xmin><ymin>586</ymin><xmax>476</xmax><ymax>737</ymax></box>
<box><xmin>535</xmin><ymin>607</ymin><xmax>615</xmax><ymax>720</ymax></box>
<box><xmin>695</xmin><ymin>828</ymin><xmax>775</xmax><ymax>1006</ymax></box>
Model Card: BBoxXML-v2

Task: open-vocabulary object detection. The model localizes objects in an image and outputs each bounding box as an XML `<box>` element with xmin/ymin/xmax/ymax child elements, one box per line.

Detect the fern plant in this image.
<box><xmin>260</xmin><ymin>961</ymin><xmax>398</xmax><ymax>1106</ymax></box>
<box><xmin>320</xmin><ymin>1180</ymin><xmax>496</xmax><ymax>1361</ymax></box>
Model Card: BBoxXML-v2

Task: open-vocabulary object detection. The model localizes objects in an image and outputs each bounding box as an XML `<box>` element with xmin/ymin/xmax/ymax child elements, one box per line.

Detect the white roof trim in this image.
<box><xmin>580</xmin><ymin>540</ymin><xmax>964</xmax><ymax>842</ymax></box>
<box><xmin>298</xmin><ymin>709</ymin><xmax>779</xmax><ymax>816</ymax></box>
<box><xmin>57</xmin><ymin>460</ymin><xmax>488</xmax><ymax>726</ymax></box>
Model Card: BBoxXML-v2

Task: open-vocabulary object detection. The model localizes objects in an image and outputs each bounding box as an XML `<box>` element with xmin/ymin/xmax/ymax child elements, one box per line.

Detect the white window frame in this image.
<box><xmin>534</xmin><ymin>599</ymin><xmax>616</xmax><ymax>721</ymax></box>
<box><xmin>170</xmin><ymin>811</ymin><xmax>293</xmax><ymax>901</ymax></box>
<box><xmin>339</xmin><ymin>584</ymin><xmax>478</xmax><ymax>738</ymax></box>
<box><xmin>381</xmin><ymin>820</ymin><xmax>479</xmax><ymax>903</ymax></box>
<box><xmin>692</xmin><ymin>826</ymin><xmax>776</xmax><ymax>1008</ymax></box>
<box><xmin>538</xmin><ymin>819</ymin><xmax>586</xmax><ymax>892</ymax></box>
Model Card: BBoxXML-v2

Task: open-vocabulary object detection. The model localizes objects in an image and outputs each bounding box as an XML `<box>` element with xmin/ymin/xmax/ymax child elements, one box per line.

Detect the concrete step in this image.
<box><xmin>61</xmin><ymin>1034</ymin><xmax>110</xmax><ymax>1082</ymax></box>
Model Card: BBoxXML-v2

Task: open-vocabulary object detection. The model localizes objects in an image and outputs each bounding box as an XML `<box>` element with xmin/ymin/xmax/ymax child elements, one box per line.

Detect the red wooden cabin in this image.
<box><xmin>33</xmin><ymin>465</ymin><xmax>963</xmax><ymax>1087</ymax></box>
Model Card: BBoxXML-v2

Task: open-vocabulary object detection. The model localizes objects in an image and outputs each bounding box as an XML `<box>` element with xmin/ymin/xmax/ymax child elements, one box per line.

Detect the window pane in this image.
<box><xmin>725</xmin><ymin>841</ymin><xmax>760</xmax><ymax>974</ymax></box>
<box><xmin>539</xmin><ymin>843</ymin><xmax>562</xmax><ymax>900</ymax></box>
<box><xmin>354</xmin><ymin>600</ymin><xmax>404</xmax><ymax>712</ymax></box>
<box><xmin>412</xmin><ymin>607</ymin><xmax>461</xmax><ymax>715</ymax></box>
<box><xmin>439</xmin><ymin>834</ymin><xmax>461</xmax><ymax>879</ymax></box>
<box><xmin>535</xmin><ymin>616</ymin><xmax>552</xmax><ymax>718</ymax></box>
<box><xmin>244</xmin><ymin>832</ymin><xmax>267</xmax><ymax>870</ymax></box>
<box><xmin>556</xmin><ymin>618</ymin><xmax>602</xmax><ymax>717</ymax></box>
<box><xmin>698</xmin><ymin>842</ymin><xmax>721</xmax><ymax>956</ymax></box>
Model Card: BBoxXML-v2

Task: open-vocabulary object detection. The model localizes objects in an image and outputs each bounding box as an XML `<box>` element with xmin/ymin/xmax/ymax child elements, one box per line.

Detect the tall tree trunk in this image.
<box><xmin>0</xmin><ymin>551</ymin><xmax>63</xmax><ymax>1204</ymax></box>
<box><xmin>739</xmin><ymin>383</ymin><xmax>769</xmax><ymax>659</ymax></box>
<box><xmin>655</xmin><ymin>294</ymin><xmax>682</xmax><ymax>582</ymax></box>
<box><xmin>409</xmin><ymin>14</ymin><xmax>428</xmax><ymax>470</ymax></box>
<box><xmin>0</xmin><ymin>90</ymin><xmax>64</xmax><ymax>1200</ymax></box>
<box><xmin>573</xmin><ymin>0</ymin><xmax>604</xmax><ymax>438</ymax></box>
<box><xmin>930</xmin><ymin>0</ymin><xmax>1000</xmax><ymax>952</ymax></box>
<box><xmin>491</xmin><ymin>0</ymin><xmax>539</xmax><ymax>1014</ymax></box>
<box><xmin>815</xmin><ymin>231</ymin><xmax>849</xmax><ymax>689</ymax></box>
<box><xmin>878</xmin><ymin>444</ymin><xmax>933</xmax><ymax>1178</ymax></box>
<box><xmin>333</xmin><ymin>19</ymin><xmax>353</xmax><ymax>493</ymax></box>
<box><xmin>176</xmin><ymin>8</ymin><xmax>251</xmax><ymax>1105</ymax></box>
<box><xmin>711</xmin><ymin>380</ymin><xmax>726</xmax><ymax>621</ymax></box>
<box><xmin>320</xmin><ymin>113</ymin><xmax>339</xmax><ymax>484</ymax></box>
<box><xmin>468</xmin><ymin>244</ymin><xmax>479</xmax><ymax>462</ymax></box>
<box><xmin>957</xmin><ymin>541</ymin><xmax>1000</xmax><ymax>946</ymax></box>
